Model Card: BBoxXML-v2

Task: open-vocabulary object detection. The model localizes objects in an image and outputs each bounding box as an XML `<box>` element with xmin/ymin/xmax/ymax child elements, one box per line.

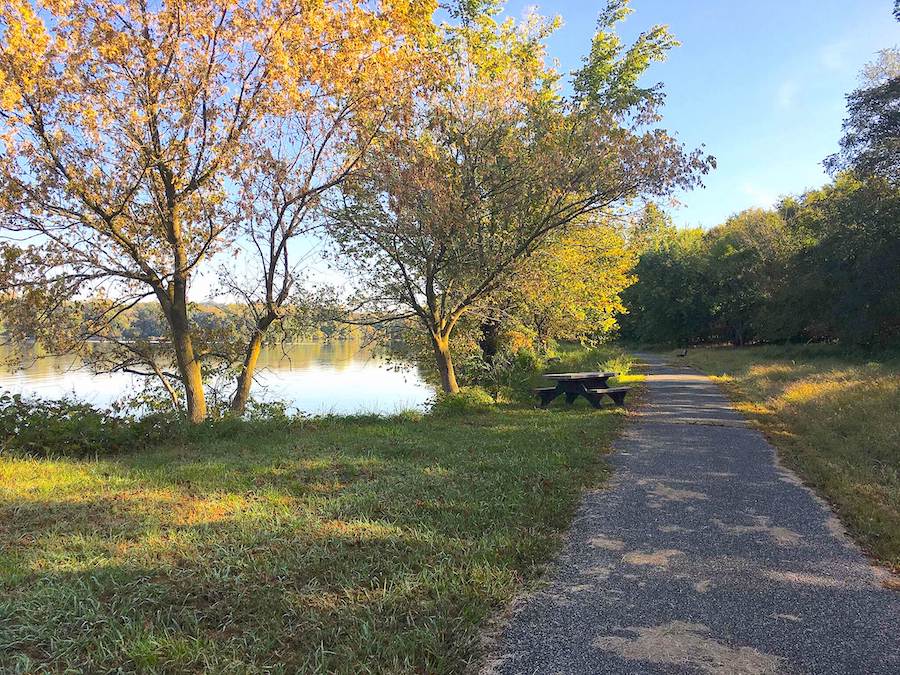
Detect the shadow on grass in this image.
<box><xmin>1</xmin><ymin>403</ymin><xmax>626</xmax><ymax>673</ymax></box>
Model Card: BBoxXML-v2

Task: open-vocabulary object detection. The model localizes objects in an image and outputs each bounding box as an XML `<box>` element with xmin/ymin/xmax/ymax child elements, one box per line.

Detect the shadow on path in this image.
<box><xmin>484</xmin><ymin>355</ymin><xmax>899</xmax><ymax>675</ymax></box>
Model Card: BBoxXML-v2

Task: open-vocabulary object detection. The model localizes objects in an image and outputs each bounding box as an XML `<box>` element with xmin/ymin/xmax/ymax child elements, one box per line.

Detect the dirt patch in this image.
<box><xmin>589</xmin><ymin>536</ymin><xmax>625</xmax><ymax>551</ymax></box>
<box><xmin>594</xmin><ymin>621</ymin><xmax>781</xmax><ymax>674</ymax></box>
<box><xmin>776</xmin><ymin>470</ymin><xmax>804</xmax><ymax>487</ymax></box>
<box><xmin>623</xmin><ymin>549</ymin><xmax>684</xmax><ymax>569</ymax></box>
<box><xmin>581</xmin><ymin>565</ymin><xmax>612</xmax><ymax>580</ymax></box>
<box><xmin>763</xmin><ymin>570</ymin><xmax>843</xmax><ymax>588</ymax></box>
<box><xmin>640</xmin><ymin>480</ymin><xmax>709</xmax><ymax>506</ymax></box>
<box><xmin>825</xmin><ymin>515</ymin><xmax>849</xmax><ymax>540</ymax></box>
<box><xmin>881</xmin><ymin>576</ymin><xmax>900</xmax><ymax>591</ymax></box>
<box><xmin>541</xmin><ymin>582</ymin><xmax>597</xmax><ymax>608</ymax></box>
<box><xmin>713</xmin><ymin>516</ymin><xmax>802</xmax><ymax>547</ymax></box>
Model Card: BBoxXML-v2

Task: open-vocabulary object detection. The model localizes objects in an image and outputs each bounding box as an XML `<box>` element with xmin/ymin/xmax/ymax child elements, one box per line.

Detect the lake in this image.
<box><xmin>0</xmin><ymin>341</ymin><xmax>435</xmax><ymax>415</ymax></box>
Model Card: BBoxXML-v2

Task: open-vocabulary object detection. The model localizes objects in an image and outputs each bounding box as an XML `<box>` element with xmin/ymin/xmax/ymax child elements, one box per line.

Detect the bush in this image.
<box><xmin>0</xmin><ymin>393</ymin><xmax>154</xmax><ymax>457</ymax></box>
<box><xmin>600</xmin><ymin>353</ymin><xmax>635</xmax><ymax>380</ymax></box>
<box><xmin>0</xmin><ymin>390</ymin><xmax>416</xmax><ymax>458</ymax></box>
<box><xmin>430</xmin><ymin>386</ymin><xmax>495</xmax><ymax>416</ymax></box>
<box><xmin>471</xmin><ymin>346</ymin><xmax>547</xmax><ymax>401</ymax></box>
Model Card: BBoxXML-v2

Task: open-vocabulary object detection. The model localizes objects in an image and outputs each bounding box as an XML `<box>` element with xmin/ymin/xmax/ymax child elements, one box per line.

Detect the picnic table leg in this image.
<box><xmin>608</xmin><ymin>390</ymin><xmax>628</xmax><ymax>406</ymax></box>
<box><xmin>538</xmin><ymin>389</ymin><xmax>560</xmax><ymax>408</ymax></box>
<box><xmin>583</xmin><ymin>391</ymin><xmax>604</xmax><ymax>409</ymax></box>
<box><xmin>564</xmin><ymin>392</ymin><xmax>579</xmax><ymax>405</ymax></box>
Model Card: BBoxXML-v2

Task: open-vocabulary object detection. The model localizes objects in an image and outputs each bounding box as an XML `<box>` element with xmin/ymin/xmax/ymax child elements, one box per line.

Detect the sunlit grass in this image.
<box><xmin>0</xmin><ymin>388</ymin><xmax>637</xmax><ymax>673</ymax></box>
<box><xmin>680</xmin><ymin>344</ymin><xmax>899</xmax><ymax>571</ymax></box>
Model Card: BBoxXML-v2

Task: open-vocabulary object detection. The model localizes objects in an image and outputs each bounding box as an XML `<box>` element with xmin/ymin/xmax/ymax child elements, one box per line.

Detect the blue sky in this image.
<box><xmin>498</xmin><ymin>0</ymin><xmax>899</xmax><ymax>228</ymax></box>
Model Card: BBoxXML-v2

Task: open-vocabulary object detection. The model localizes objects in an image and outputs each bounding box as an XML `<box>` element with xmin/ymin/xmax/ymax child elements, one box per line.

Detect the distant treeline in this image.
<box><xmin>101</xmin><ymin>303</ymin><xmax>361</xmax><ymax>344</ymax></box>
<box><xmin>620</xmin><ymin>174</ymin><xmax>900</xmax><ymax>348</ymax></box>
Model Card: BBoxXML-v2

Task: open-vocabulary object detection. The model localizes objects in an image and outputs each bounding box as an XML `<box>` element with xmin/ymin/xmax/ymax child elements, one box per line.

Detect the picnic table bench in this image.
<box><xmin>534</xmin><ymin>371</ymin><xmax>630</xmax><ymax>409</ymax></box>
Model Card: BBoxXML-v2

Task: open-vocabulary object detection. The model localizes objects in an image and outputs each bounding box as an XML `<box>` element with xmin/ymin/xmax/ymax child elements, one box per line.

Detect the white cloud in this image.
<box><xmin>819</xmin><ymin>39</ymin><xmax>851</xmax><ymax>72</ymax></box>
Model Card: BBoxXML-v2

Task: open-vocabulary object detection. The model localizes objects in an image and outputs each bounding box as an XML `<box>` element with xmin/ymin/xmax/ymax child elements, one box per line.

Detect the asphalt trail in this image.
<box><xmin>485</xmin><ymin>355</ymin><xmax>899</xmax><ymax>674</ymax></box>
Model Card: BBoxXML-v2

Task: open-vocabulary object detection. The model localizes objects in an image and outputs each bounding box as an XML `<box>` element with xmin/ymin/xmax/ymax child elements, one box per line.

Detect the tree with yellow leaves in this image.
<box><xmin>219</xmin><ymin>2</ymin><xmax>436</xmax><ymax>414</ymax></box>
<box><xmin>0</xmin><ymin>0</ymin><xmax>434</xmax><ymax>421</ymax></box>
<box><xmin>505</xmin><ymin>221</ymin><xmax>636</xmax><ymax>349</ymax></box>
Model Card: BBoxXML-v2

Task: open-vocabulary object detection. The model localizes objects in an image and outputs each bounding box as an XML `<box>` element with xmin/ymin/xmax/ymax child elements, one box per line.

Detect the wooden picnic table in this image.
<box><xmin>545</xmin><ymin>371</ymin><xmax>617</xmax><ymax>388</ymax></box>
<box><xmin>534</xmin><ymin>371</ymin><xmax>630</xmax><ymax>408</ymax></box>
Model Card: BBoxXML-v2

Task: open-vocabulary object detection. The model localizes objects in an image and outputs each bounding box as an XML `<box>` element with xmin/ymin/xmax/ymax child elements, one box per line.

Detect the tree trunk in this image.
<box><xmin>164</xmin><ymin>287</ymin><xmax>207</xmax><ymax>423</ymax></box>
<box><xmin>231</xmin><ymin>330</ymin><xmax>265</xmax><ymax>414</ymax></box>
<box><xmin>534</xmin><ymin>314</ymin><xmax>550</xmax><ymax>351</ymax></box>
<box><xmin>431</xmin><ymin>332</ymin><xmax>459</xmax><ymax>394</ymax></box>
<box><xmin>231</xmin><ymin>313</ymin><xmax>278</xmax><ymax>414</ymax></box>
<box><xmin>171</xmin><ymin>325</ymin><xmax>206</xmax><ymax>423</ymax></box>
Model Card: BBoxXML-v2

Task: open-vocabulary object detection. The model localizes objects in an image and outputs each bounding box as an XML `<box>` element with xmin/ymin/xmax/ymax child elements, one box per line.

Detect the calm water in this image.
<box><xmin>0</xmin><ymin>341</ymin><xmax>434</xmax><ymax>415</ymax></box>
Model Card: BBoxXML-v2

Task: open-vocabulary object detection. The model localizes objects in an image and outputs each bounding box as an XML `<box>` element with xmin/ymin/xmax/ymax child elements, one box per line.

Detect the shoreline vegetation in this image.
<box><xmin>677</xmin><ymin>344</ymin><xmax>899</xmax><ymax>572</ymax></box>
<box><xmin>0</xmin><ymin>346</ymin><xmax>643</xmax><ymax>673</ymax></box>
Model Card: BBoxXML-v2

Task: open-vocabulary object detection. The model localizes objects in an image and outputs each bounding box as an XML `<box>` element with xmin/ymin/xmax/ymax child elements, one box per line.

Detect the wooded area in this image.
<box><xmin>621</xmin><ymin>173</ymin><xmax>899</xmax><ymax>348</ymax></box>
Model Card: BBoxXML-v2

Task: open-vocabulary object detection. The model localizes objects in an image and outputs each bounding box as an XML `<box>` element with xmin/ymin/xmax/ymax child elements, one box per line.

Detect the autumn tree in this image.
<box><xmin>0</xmin><ymin>0</ymin><xmax>433</xmax><ymax>421</ymax></box>
<box><xmin>480</xmin><ymin>221</ymin><xmax>635</xmax><ymax>354</ymax></box>
<box><xmin>219</xmin><ymin>2</ymin><xmax>435</xmax><ymax>414</ymax></box>
<box><xmin>326</xmin><ymin>0</ymin><xmax>713</xmax><ymax>392</ymax></box>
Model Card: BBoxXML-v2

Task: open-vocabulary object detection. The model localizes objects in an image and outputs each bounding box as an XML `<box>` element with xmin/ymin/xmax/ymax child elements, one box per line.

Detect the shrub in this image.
<box><xmin>472</xmin><ymin>346</ymin><xmax>547</xmax><ymax>401</ymax></box>
<box><xmin>430</xmin><ymin>386</ymin><xmax>495</xmax><ymax>416</ymax></box>
<box><xmin>0</xmin><ymin>393</ymin><xmax>152</xmax><ymax>457</ymax></box>
<box><xmin>600</xmin><ymin>353</ymin><xmax>635</xmax><ymax>380</ymax></box>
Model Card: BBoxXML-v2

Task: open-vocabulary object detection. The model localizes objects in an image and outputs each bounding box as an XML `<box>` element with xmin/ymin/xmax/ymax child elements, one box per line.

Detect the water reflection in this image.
<box><xmin>0</xmin><ymin>341</ymin><xmax>434</xmax><ymax>415</ymax></box>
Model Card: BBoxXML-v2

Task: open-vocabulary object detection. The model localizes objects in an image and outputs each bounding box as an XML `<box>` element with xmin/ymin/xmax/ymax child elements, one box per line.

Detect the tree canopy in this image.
<box><xmin>0</xmin><ymin>0</ymin><xmax>434</xmax><ymax>420</ymax></box>
<box><xmin>326</xmin><ymin>0</ymin><xmax>712</xmax><ymax>392</ymax></box>
<box><xmin>826</xmin><ymin>49</ymin><xmax>899</xmax><ymax>184</ymax></box>
<box><xmin>621</xmin><ymin>175</ymin><xmax>900</xmax><ymax>348</ymax></box>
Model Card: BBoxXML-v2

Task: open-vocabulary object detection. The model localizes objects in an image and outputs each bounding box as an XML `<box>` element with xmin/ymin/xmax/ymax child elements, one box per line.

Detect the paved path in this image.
<box><xmin>485</xmin><ymin>355</ymin><xmax>899</xmax><ymax>674</ymax></box>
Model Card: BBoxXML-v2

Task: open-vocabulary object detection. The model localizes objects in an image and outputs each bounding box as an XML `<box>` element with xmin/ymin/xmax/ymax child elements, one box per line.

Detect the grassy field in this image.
<box><xmin>679</xmin><ymin>344</ymin><xmax>899</xmax><ymax>571</ymax></box>
<box><xmin>0</xmin><ymin>352</ymin><xmax>639</xmax><ymax>673</ymax></box>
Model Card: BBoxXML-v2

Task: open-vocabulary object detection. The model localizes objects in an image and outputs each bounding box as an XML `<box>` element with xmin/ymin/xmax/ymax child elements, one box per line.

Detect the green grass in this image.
<box><xmin>0</xmin><ymin>361</ymin><xmax>642</xmax><ymax>673</ymax></box>
<box><xmin>678</xmin><ymin>344</ymin><xmax>899</xmax><ymax>571</ymax></box>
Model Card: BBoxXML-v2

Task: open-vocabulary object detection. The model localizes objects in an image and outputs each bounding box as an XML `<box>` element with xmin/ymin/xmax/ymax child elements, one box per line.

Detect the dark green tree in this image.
<box><xmin>777</xmin><ymin>175</ymin><xmax>900</xmax><ymax>346</ymax></box>
<box><xmin>705</xmin><ymin>208</ymin><xmax>791</xmax><ymax>345</ymax></box>
<box><xmin>826</xmin><ymin>49</ymin><xmax>899</xmax><ymax>184</ymax></box>
<box><xmin>620</xmin><ymin>227</ymin><xmax>713</xmax><ymax>346</ymax></box>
